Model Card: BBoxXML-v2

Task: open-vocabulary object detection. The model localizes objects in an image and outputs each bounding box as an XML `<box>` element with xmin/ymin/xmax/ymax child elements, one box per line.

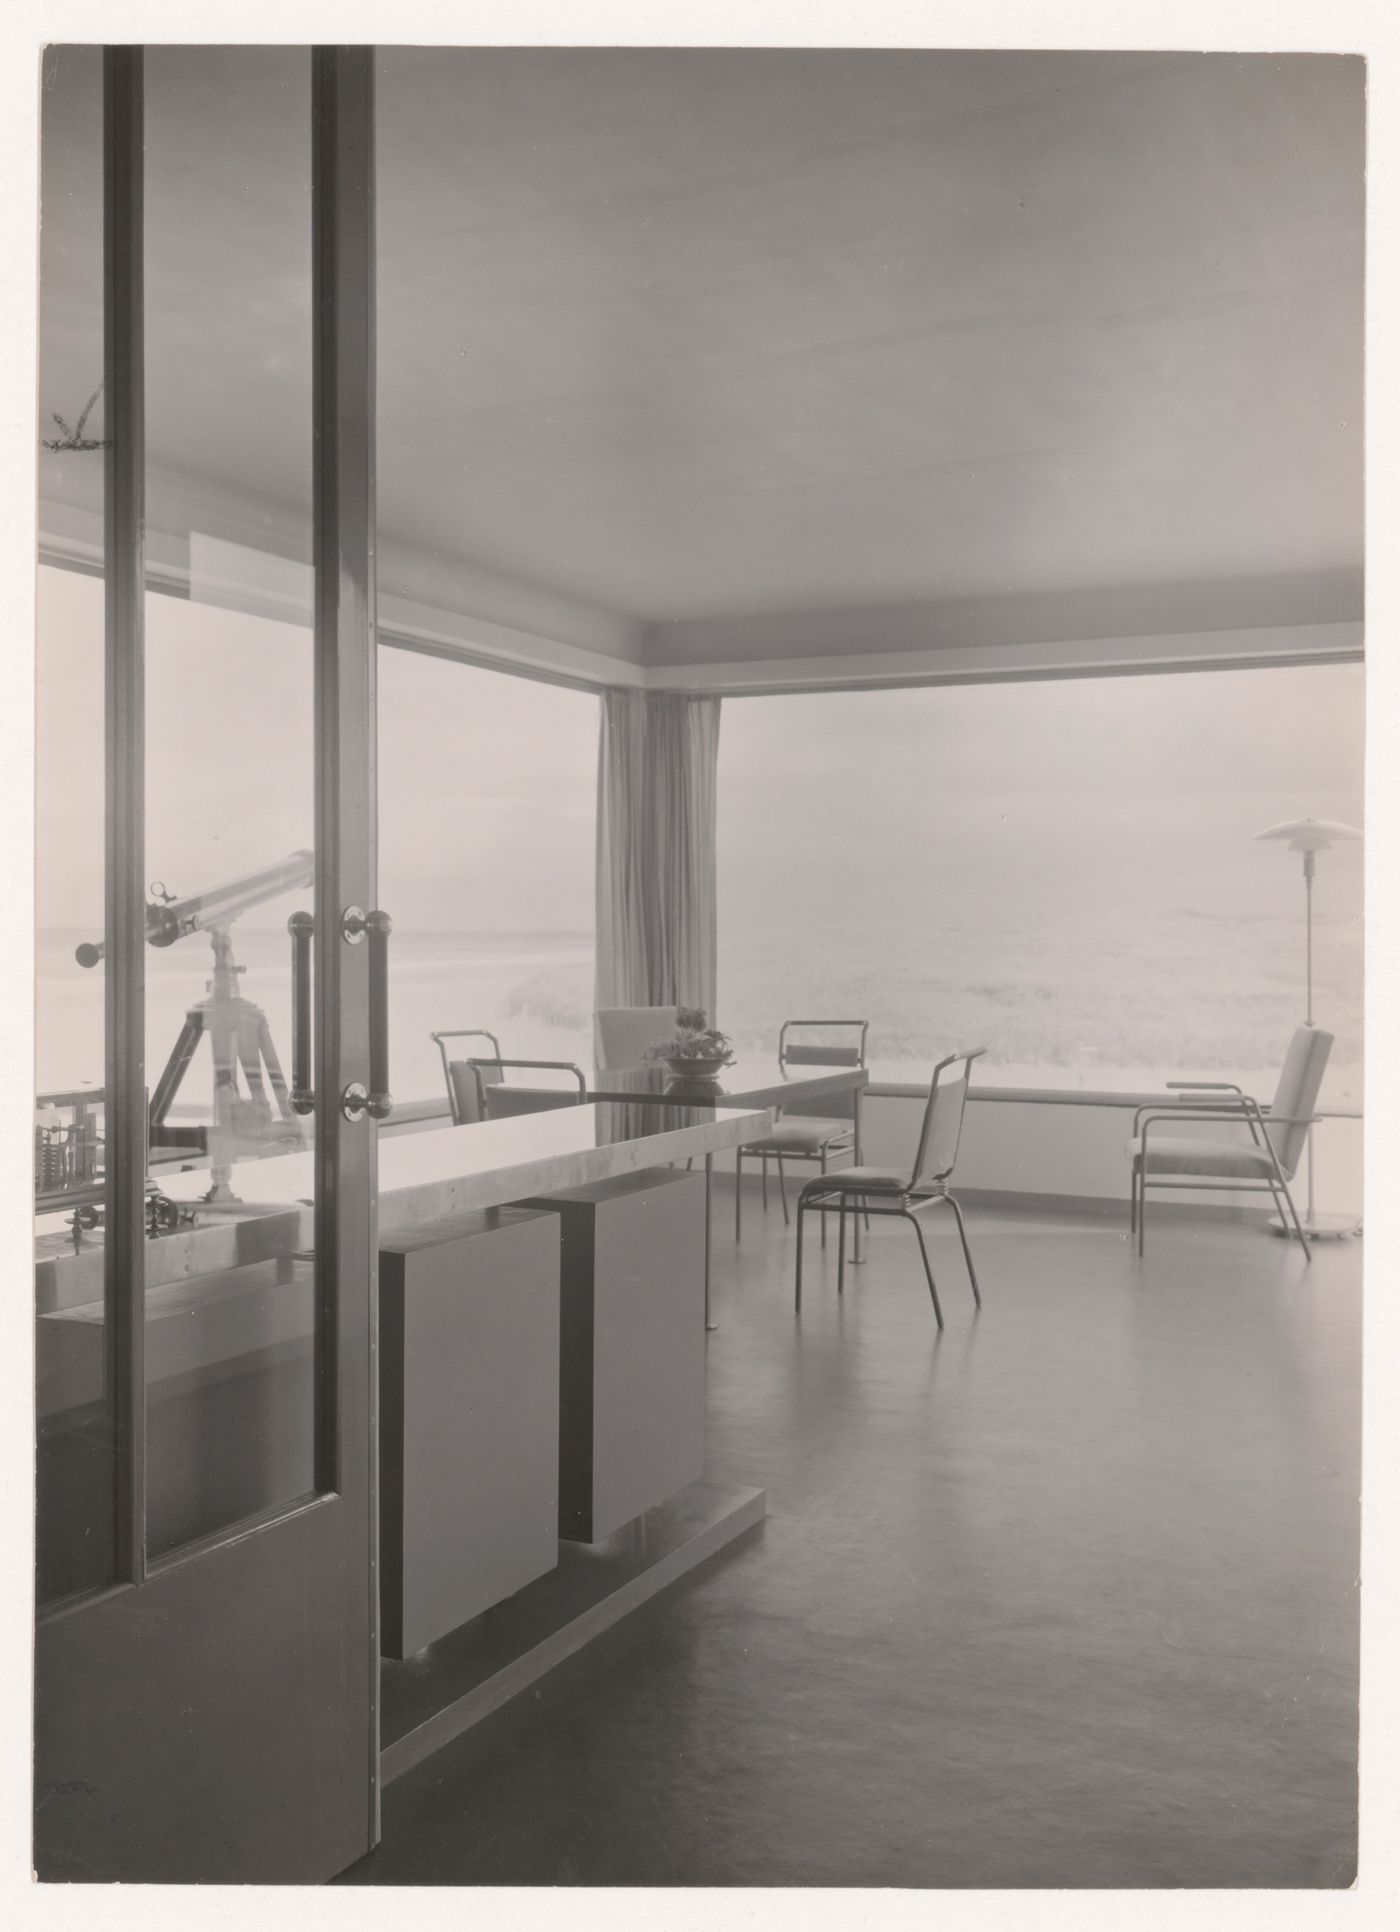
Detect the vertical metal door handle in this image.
<box><xmin>288</xmin><ymin>911</ymin><xmax>315</xmax><ymax>1114</ymax></box>
<box><xmin>343</xmin><ymin>905</ymin><xmax>393</xmax><ymax>1120</ymax></box>
<box><xmin>366</xmin><ymin>909</ymin><xmax>393</xmax><ymax>1119</ymax></box>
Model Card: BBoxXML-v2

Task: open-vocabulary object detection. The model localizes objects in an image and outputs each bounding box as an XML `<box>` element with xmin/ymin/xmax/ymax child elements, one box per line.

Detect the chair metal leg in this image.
<box><xmin>1129</xmin><ymin>1161</ymin><xmax>1138</xmax><ymax>1235</ymax></box>
<box><xmin>1276</xmin><ymin>1175</ymin><xmax>1314</xmax><ymax>1262</ymax></box>
<box><xmin>704</xmin><ymin>1152</ymin><xmax>717</xmax><ymax>1331</ymax></box>
<box><xmin>795</xmin><ymin>1197</ymin><xmax>806</xmax><ymax>1310</ymax></box>
<box><xmin>820</xmin><ymin>1147</ymin><xmax>828</xmax><ymax>1248</ymax></box>
<box><xmin>1134</xmin><ymin>1158</ymin><xmax>1311</xmax><ymax>1264</ymax></box>
<box><xmin>945</xmin><ymin>1192</ymin><xmax>980</xmax><ymax>1307</ymax></box>
<box><xmin>1262</xmin><ymin>1172</ymin><xmax>1287</xmax><ymax>1227</ymax></box>
<box><xmin>735</xmin><ymin>1148</ymin><xmax>743</xmax><ymax>1242</ymax></box>
<box><xmin>837</xmin><ymin>1199</ymin><xmax>848</xmax><ymax>1295</ymax></box>
<box><xmin>905</xmin><ymin>1210</ymin><xmax>944</xmax><ymax>1328</ymax></box>
<box><xmin>762</xmin><ymin>1154</ymin><xmax>769</xmax><ymax>1211</ymax></box>
<box><xmin>776</xmin><ymin>1153</ymin><xmax>790</xmax><ymax>1226</ymax></box>
<box><xmin>852</xmin><ymin>1087</ymin><xmax>865</xmax><ymax>1265</ymax></box>
<box><xmin>1249</xmin><ymin>1128</ymin><xmax>1316</xmax><ymax>1263</ymax></box>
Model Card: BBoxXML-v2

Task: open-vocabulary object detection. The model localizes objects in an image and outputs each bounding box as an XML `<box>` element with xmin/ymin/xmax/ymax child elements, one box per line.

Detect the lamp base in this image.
<box><xmin>1268</xmin><ymin>1211</ymin><xmax>1361</xmax><ymax>1241</ymax></box>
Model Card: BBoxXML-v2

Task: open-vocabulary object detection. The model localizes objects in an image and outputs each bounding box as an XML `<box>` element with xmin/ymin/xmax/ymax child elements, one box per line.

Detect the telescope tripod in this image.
<box><xmin>148</xmin><ymin>926</ymin><xmax>304</xmax><ymax>1203</ymax></box>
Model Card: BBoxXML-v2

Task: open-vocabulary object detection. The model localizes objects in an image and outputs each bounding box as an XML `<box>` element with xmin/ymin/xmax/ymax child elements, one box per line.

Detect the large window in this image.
<box><xmin>35</xmin><ymin>564</ymin><xmax>315</xmax><ymax>1134</ymax></box>
<box><xmin>378</xmin><ymin>648</ymin><xmax>598</xmax><ymax>1103</ymax></box>
<box><xmin>717</xmin><ymin>664</ymin><xmax>1363</xmax><ymax>1105</ymax></box>
<box><xmin>36</xmin><ymin>604</ymin><xmax>599</xmax><ymax>1126</ymax></box>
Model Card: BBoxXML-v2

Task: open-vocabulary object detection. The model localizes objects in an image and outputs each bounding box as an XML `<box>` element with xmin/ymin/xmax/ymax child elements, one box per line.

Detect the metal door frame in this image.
<box><xmin>312</xmin><ymin>39</ymin><xmax>381</xmax><ymax>1840</ymax></box>
<box><xmin>33</xmin><ymin>45</ymin><xmax>381</xmax><ymax>1881</ymax></box>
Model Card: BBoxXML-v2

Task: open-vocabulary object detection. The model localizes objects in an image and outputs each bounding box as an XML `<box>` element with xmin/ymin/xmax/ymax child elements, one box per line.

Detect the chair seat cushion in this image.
<box><xmin>1128</xmin><ymin>1134</ymin><xmax>1277</xmax><ymax>1179</ymax></box>
<box><xmin>800</xmin><ymin>1165</ymin><xmax>907</xmax><ymax>1196</ymax></box>
<box><xmin>742</xmin><ymin>1116</ymin><xmax>854</xmax><ymax>1153</ymax></box>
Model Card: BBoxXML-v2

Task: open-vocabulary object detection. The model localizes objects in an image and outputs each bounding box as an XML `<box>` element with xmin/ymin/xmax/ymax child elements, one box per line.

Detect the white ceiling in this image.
<box><xmin>39</xmin><ymin>46</ymin><xmax>1364</xmax><ymax>646</ymax></box>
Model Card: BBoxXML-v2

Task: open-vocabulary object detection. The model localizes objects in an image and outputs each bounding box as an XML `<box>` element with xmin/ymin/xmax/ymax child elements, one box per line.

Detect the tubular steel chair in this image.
<box><xmin>735</xmin><ymin>1019</ymin><xmax>869</xmax><ymax>1241</ymax></box>
<box><xmin>593</xmin><ymin>1006</ymin><xmax>678</xmax><ymax>1070</ymax></box>
<box><xmin>1127</xmin><ymin>1024</ymin><xmax>1332</xmax><ymax>1261</ymax></box>
<box><xmin>431</xmin><ymin>1029</ymin><xmax>585</xmax><ymax>1124</ymax></box>
<box><xmin>795</xmin><ymin>1048</ymin><xmax>985</xmax><ymax>1327</ymax></box>
<box><xmin>433</xmin><ymin>1028</ymin><xmax>504</xmax><ymax>1124</ymax></box>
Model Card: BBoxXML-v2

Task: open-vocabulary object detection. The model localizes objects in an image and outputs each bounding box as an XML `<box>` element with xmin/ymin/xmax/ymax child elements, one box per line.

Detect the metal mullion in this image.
<box><xmin>311</xmin><ymin>44</ymin><xmax>379</xmax><ymax>1842</ymax></box>
<box><xmin>311</xmin><ymin>38</ymin><xmax>375</xmax><ymax>1504</ymax></box>
<box><xmin>103</xmin><ymin>45</ymin><xmax>146</xmax><ymax>1586</ymax></box>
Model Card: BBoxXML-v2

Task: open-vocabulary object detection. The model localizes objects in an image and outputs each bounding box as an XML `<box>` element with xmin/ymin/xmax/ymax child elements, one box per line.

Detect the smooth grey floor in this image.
<box><xmin>342</xmin><ymin>1198</ymin><xmax>1361</xmax><ymax>1888</ymax></box>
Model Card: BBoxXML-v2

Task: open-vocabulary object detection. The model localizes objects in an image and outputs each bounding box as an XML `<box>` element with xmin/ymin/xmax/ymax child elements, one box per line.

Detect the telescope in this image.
<box><xmin>72</xmin><ymin>849</ymin><xmax>315</xmax><ymax>1205</ymax></box>
<box><xmin>75</xmin><ymin>850</ymin><xmax>314</xmax><ymax>967</ymax></box>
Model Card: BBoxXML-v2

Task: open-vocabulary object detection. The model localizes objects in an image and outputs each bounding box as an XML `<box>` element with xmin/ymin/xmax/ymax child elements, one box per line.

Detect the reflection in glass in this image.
<box><xmin>141</xmin><ymin>47</ymin><xmax>319</xmax><ymax>1557</ymax></box>
<box><xmin>35</xmin><ymin>46</ymin><xmax>115</xmax><ymax>1607</ymax></box>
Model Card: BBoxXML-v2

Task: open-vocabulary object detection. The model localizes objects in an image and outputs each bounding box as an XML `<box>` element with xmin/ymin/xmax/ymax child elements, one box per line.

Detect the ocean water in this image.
<box><xmin>37</xmin><ymin>908</ymin><xmax>1362</xmax><ymax>1115</ymax></box>
<box><xmin>720</xmin><ymin>907</ymin><xmax>1364</xmax><ymax>1108</ymax></box>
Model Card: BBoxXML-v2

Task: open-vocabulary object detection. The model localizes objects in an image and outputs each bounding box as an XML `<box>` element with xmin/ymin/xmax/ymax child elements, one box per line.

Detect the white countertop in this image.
<box><xmin>37</xmin><ymin>1102</ymin><xmax>772</xmax><ymax>1312</ymax></box>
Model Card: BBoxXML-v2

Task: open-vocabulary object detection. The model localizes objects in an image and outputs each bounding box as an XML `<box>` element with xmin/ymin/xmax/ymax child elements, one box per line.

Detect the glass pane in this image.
<box><xmin>35</xmin><ymin>46</ymin><xmax>115</xmax><ymax>1607</ymax></box>
<box><xmin>141</xmin><ymin>48</ymin><xmax>318</xmax><ymax>1557</ymax></box>
<box><xmin>377</xmin><ymin>648</ymin><xmax>598</xmax><ymax>1108</ymax></box>
<box><xmin>717</xmin><ymin>665</ymin><xmax>1364</xmax><ymax>1211</ymax></box>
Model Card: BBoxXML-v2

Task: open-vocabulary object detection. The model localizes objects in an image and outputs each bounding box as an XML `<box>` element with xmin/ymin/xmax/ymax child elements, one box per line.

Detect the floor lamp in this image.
<box><xmin>1254</xmin><ymin>816</ymin><xmax>1362</xmax><ymax>1240</ymax></box>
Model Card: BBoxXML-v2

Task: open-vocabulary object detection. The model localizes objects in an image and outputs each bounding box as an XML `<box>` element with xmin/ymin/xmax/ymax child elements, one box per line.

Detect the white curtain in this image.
<box><xmin>595</xmin><ymin>688</ymin><xmax>721</xmax><ymax>1016</ymax></box>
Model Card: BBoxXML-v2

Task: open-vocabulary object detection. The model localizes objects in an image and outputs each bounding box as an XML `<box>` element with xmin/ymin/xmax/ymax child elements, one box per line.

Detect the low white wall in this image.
<box><xmin>712</xmin><ymin>1089</ymin><xmax>1362</xmax><ymax>1220</ymax></box>
<box><xmin>865</xmin><ymin>1090</ymin><xmax>1363</xmax><ymax>1218</ymax></box>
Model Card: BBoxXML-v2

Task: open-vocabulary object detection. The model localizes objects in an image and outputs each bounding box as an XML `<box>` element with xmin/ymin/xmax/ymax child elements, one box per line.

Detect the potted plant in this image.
<box><xmin>644</xmin><ymin>1007</ymin><xmax>737</xmax><ymax>1078</ymax></box>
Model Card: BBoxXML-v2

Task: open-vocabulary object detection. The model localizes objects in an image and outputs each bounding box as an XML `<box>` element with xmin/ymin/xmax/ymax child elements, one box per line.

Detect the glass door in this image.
<box><xmin>139</xmin><ymin>40</ymin><xmax>323</xmax><ymax>1563</ymax></box>
<box><xmin>34</xmin><ymin>47</ymin><xmax>383</xmax><ymax>1883</ymax></box>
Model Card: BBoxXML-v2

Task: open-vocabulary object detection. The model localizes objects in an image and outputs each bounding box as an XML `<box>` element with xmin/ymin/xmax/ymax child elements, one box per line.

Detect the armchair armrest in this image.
<box><xmin>465</xmin><ymin>1057</ymin><xmax>588</xmax><ymax>1121</ymax></box>
<box><xmin>1136</xmin><ymin>1096</ymin><xmax>1273</xmax><ymax>1151</ymax></box>
<box><xmin>1133</xmin><ymin>1089</ymin><xmax>1261</xmax><ymax>1134</ymax></box>
<box><xmin>1136</xmin><ymin>1107</ymin><xmax>1265</xmax><ymax>1131</ymax></box>
<box><xmin>468</xmin><ymin>1057</ymin><xmax>587</xmax><ymax>1095</ymax></box>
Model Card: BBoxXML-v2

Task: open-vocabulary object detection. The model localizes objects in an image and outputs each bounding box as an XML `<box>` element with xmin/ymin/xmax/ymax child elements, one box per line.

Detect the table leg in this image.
<box><xmin>704</xmin><ymin>1151</ymin><xmax>718</xmax><ymax>1331</ymax></box>
<box><xmin>853</xmin><ymin>1080</ymin><xmax>866</xmax><ymax>1264</ymax></box>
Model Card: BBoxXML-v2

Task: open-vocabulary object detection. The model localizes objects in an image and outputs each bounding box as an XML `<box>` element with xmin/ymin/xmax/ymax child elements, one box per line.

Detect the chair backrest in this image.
<box><xmin>594</xmin><ymin>1006</ymin><xmax>678</xmax><ymax>1070</ymax></box>
<box><xmin>908</xmin><ymin>1049</ymin><xmax>985</xmax><ymax>1191</ymax></box>
<box><xmin>778</xmin><ymin>1019</ymin><xmax>868</xmax><ymax>1121</ymax></box>
<box><xmin>431</xmin><ymin>1029</ymin><xmax>503</xmax><ymax>1125</ymax></box>
<box><xmin>1266</xmin><ymin>1025</ymin><xmax>1333</xmax><ymax>1178</ymax></box>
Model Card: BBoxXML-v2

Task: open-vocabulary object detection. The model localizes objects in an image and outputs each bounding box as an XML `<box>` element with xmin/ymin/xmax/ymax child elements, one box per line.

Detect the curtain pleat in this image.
<box><xmin>595</xmin><ymin>688</ymin><xmax>721</xmax><ymax>1017</ymax></box>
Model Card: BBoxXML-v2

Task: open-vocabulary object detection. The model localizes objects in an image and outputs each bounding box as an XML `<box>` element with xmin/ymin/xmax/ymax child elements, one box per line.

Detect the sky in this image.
<box><xmin>717</xmin><ymin>664</ymin><xmax>1365</xmax><ymax>933</ymax></box>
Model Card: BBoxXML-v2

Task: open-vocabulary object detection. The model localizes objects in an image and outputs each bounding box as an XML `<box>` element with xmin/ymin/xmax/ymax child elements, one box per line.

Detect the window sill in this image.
<box><xmin>867</xmin><ymin>1081</ymin><xmax>1361</xmax><ymax>1119</ymax></box>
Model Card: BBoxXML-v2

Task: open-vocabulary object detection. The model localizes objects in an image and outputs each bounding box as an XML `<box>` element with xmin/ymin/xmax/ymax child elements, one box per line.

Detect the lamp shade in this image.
<box><xmin>1254</xmin><ymin>817</ymin><xmax>1362</xmax><ymax>853</ymax></box>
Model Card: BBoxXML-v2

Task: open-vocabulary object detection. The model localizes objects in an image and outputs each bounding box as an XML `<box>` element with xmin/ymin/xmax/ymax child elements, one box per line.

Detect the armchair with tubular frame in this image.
<box><xmin>431</xmin><ymin>1029</ymin><xmax>586</xmax><ymax>1125</ymax></box>
<box><xmin>1126</xmin><ymin>1023</ymin><xmax>1332</xmax><ymax>1261</ymax></box>
<box><xmin>734</xmin><ymin>1019</ymin><xmax>869</xmax><ymax>1242</ymax></box>
<box><xmin>794</xmin><ymin>1047</ymin><xmax>985</xmax><ymax>1328</ymax></box>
